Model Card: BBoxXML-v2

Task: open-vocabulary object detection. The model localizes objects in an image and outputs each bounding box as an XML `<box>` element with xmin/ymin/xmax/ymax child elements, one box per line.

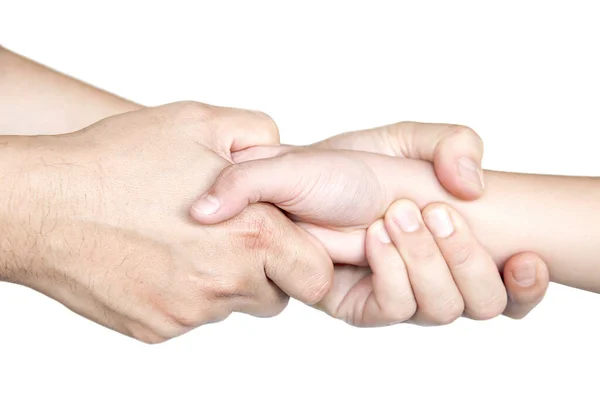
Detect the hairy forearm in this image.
<box><xmin>0</xmin><ymin>46</ymin><xmax>141</xmax><ymax>135</ymax></box>
<box><xmin>382</xmin><ymin>159</ymin><xmax>600</xmax><ymax>292</ymax></box>
<box><xmin>0</xmin><ymin>134</ymin><xmax>92</xmax><ymax>286</ymax></box>
<box><xmin>1</xmin><ymin>136</ymin><xmax>42</xmax><ymax>282</ymax></box>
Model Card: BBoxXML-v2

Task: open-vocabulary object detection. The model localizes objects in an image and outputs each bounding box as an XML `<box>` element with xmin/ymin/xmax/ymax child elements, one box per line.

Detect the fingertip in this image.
<box><xmin>385</xmin><ymin>198</ymin><xmax>421</xmax><ymax>221</ymax></box>
<box><xmin>503</xmin><ymin>253</ymin><xmax>550</xmax><ymax>318</ymax></box>
<box><xmin>384</xmin><ymin>199</ymin><xmax>426</xmax><ymax>240</ymax></box>
<box><xmin>505</xmin><ymin>252</ymin><xmax>550</xmax><ymax>290</ymax></box>
<box><xmin>434</xmin><ymin>159</ymin><xmax>484</xmax><ymax>201</ymax></box>
<box><xmin>367</xmin><ymin>219</ymin><xmax>391</xmax><ymax>245</ymax></box>
<box><xmin>192</xmin><ymin>193</ymin><xmax>221</xmax><ymax>213</ymax></box>
<box><xmin>434</xmin><ymin>126</ymin><xmax>485</xmax><ymax>201</ymax></box>
<box><xmin>422</xmin><ymin>202</ymin><xmax>457</xmax><ymax>239</ymax></box>
<box><xmin>292</xmin><ymin>246</ymin><xmax>335</xmax><ymax>306</ymax></box>
<box><xmin>190</xmin><ymin>193</ymin><xmax>242</xmax><ymax>224</ymax></box>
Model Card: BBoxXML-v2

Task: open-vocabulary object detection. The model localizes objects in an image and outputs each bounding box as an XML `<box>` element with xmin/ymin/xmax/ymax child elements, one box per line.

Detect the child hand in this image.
<box><xmin>190</xmin><ymin>146</ymin><xmax>548</xmax><ymax>325</ymax></box>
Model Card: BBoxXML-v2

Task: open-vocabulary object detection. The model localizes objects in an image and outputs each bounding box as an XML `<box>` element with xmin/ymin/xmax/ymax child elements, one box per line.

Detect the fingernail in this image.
<box><xmin>512</xmin><ymin>261</ymin><xmax>537</xmax><ymax>287</ymax></box>
<box><xmin>374</xmin><ymin>221</ymin><xmax>391</xmax><ymax>243</ymax></box>
<box><xmin>392</xmin><ymin>202</ymin><xmax>420</xmax><ymax>233</ymax></box>
<box><xmin>424</xmin><ymin>208</ymin><xmax>454</xmax><ymax>238</ymax></box>
<box><xmin>192</xmin><ymin>194</ymin><xmax>221</xmax><ymax>215</ymax></box>
<box><xmin>458</xmin><ymin>157</ymin><xmax>484</xmax><ymax>190</ymax></box>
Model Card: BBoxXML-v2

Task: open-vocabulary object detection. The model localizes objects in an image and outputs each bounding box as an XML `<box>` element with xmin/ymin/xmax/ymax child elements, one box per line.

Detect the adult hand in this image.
<box><xmin>0</xmin><ymin>102</ymin><xmax>333</xmax><ymax>343</ymax></box>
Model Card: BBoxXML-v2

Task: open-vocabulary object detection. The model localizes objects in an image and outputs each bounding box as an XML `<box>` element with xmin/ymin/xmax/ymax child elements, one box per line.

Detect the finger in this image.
<box><xmin>422</xmin><ymin>203</ymin><xmax>508</xmax><ymax>320</ymax></box>
<box><xmin>296</xmin><ymin>222</ymin><xmax>368</xmax><ymax>266</ymax></box>
<box><xmin>261</xmin><ymin>214</ymin><xmax>334</xmax><ymax>305</ymax></box>
<box><xmin>231</xmin><ymin>144</ymin><xmax>299</xmax><ymax>163</ymax></box>
<box><xmin>190</xmin><ymin>154</ymin><xmax>308</xmax><ymax>224</ymax></box>
<box><xmin>318</xmin><ymin>122</ymin><xmax>485</xmax><ymax>200</ymax></box>
<box><xmin>213</xmin><ymin>106</ymin><xmax>281</xmax><ymax>153</ymax></box>
<box><xmin>389</xmin><ymin>122</ymin><xmax>485</xmax><ymax>200</ymax></box>
<box><xmin>166</xmin><ymin>101</ymin><xmax>281</xmax><ymax>157</ymax></box>
<box><xmin>384</xmin><ymin>199</ymin><xmax>464</xmax><ymax>325</ymax></box>
<box><xmin>502</xmin><ymin>252</ymin><xmax>550</xmax><ymax>319</ymax></box>
<box><xmin>363</xmin><ymin>220</ymin><xmax>417</xmax><ymax>326</ymax></box>
<box><xmin>235</xmin><ymin>281</ymin><xmax>290</xmax><ymax>319</ymax></box>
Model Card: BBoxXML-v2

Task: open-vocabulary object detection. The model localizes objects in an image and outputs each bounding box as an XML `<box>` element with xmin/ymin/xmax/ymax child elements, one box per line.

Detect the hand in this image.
<box><xmin>322</xmin><ymin>200</ymin><xmax>549</xmax><ymax>326</ymax></box>
<box><xmin>0</xmin><ymin>102</ymin><xmax>332</xmax><ymax>343</ymax></box>
<box><xmin>190</xmin><ymin>146</ymin><xmax>548</xmax><ymax>325</ymax></box>
<box><xmin>314</xmin><ymin>121</ymin><xmax>550</xmax><ymax>320</ymax></box>
<box><xmin>313</xmin><ymin>122</ymin><xmax>486</xmax><ymax>200</ymax></box>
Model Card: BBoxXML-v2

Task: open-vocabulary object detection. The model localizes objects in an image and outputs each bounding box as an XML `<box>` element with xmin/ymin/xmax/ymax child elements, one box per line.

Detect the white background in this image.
<box><xmin>1</xmin><ymin>1</ymin><xmax>600</xmax><ymax>399</ymax></box>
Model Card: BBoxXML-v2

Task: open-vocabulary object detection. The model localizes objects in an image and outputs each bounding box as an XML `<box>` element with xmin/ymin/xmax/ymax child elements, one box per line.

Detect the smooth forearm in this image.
<box><xmin>455</xmin><ymin>172</ymin><xmax>600</xmax><ymax>292</ymax></box>
<box><xmin>0</xmin><ymin>46</ymin><xmax>141</xmax><ymax>135</ymax></box>
<box><xmin>383</xmin><ymin>159</ymin><xmax>600</xmax><ymax>292</ymax></box>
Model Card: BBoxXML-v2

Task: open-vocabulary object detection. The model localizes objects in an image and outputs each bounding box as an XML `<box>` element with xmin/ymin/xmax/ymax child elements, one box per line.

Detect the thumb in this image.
<box><xmin>318</xmin><ymin>122</ymin><xmax>485</xmax><ymax>200</ymax></box>
<box><xmin>190</xmin><ymin>153</ymin><xmax>309</xmax><ymax>224</ymax></box>
<box><xmin>262</xmin><ymin>215</ymin><xmax>334</xmax><ymax>305</ymax></box>
<box><xmin>197</xmin><ymin>104</ymin><xmax>281</xmax><ymax>157</ymax></box>
<box><xmin>217</xmin><ymin>109</ymin><xmax>281</xmax><ymax>153</ymax></box>
<box><xmin>231</xmin><ymin>144</ymin><xmax>299</xmax><ymax>163</ymax></box>
<box><xmin>502</xmin><ymin>252</ymin><xmax>550</xmax><ymax>319</ymax></box>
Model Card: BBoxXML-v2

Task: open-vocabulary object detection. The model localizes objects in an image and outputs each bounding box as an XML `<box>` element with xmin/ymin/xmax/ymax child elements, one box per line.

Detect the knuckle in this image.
<box><xmin>251</xmin><ymin>110</ymin><xmax>280</xmax><ymax>141</ymax></box>
<box><xmin>234</xmin><ymin>205</ymin><xmax>279</xmax><ymax>253</ymax></box>
<box><xmin>468</xmin><ymin>292</ymin><xmax>508</xmax><ymax>320</ymax></box>
<box><xmin>168</xmin><ymin>301</ymin><xmax>231</xmax><ymax>330</ymax></box>
<box><xmin>219</xmin><ymin>164</ymin><xmax>250</xmax><ymax>190</ymax></box>
<box><xmin>218</xmin><ymin>164</ymin><xmax>261</xmax><ymax>203</ymax></box>
<box><xmin>133</xmin><ymin>332</ymin><xmax>169</xmax><ymax>345</ymax></box>
<box><xmin>258</xmin><ymin>293</ymin><xmax>290</xmax><ymax>318</ymax></box>
<box><xmin>301</xmin><ymin>271</ymin><xmax>332</xmax><ymax>305</ymax></box>
<box><xmin>172</xmin><ymin>100</ymin><xmax>216</xmax><ymax>124</ymax></box>
<box><xmin>381</xmin><ymin>296</ymin><xmax>417</xmax><ymax>323</ymax></box>
<box><xmin>450</xmin><ymin>124</ymin><xmax>478</xmax><ymax>138</ymax></box>
<box><xmin>208</xmin><ymin>274</ymin><xmax>255</xmax><ymax>299</ymax></box>
<box><xmin>421</xmin><ymin>296</ymin><xmax>464</xmax><ymax>325</ymax></box>
<box><xmin>127</xmin><ymin>324</ymin><xmax>171</xmax><ymax>345</ymax></box>
<box><xmin>445</xmin><ymin>242</ymin><xmax>475</xmax><ymax>271</ymax></box>
<box><xmin>449</xmin><ymin>124</ymin><xmax>483</xmax><ymax>148</ymax></box>
<box><xmin>168</xmin><ymin>305</ymin><xmax>208</xmax><ymax>329</ymax></box>
<box><xmin>405</xmin><ymin>241</ymin><xmax>439</xmax><ymax>263</ymax></box>
<box><xmin>171</xmin><ymin>312</ymin><xmax>196</xmax><ymax>329</ymax></box>
<box><xmin>158</xmin><ymin>285</ymin><xmax>226</xmax><ymax>329</ymax></box>
<box><xmin>271</xmin><ymin>295</ymin><xmax>290</xmax><ymax>316</ymax></box>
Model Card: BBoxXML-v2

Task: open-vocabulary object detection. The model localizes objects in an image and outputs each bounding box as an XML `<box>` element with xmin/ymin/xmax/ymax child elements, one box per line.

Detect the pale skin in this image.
<box><xmin>0</xmin><ymin>46</ymin><xmax>549</xmax><ymax>340</ymax></box>
<box><xmin>191</xmin><ymin>145</ymin><xmax>597</xmax><ymax>325</ymax></box>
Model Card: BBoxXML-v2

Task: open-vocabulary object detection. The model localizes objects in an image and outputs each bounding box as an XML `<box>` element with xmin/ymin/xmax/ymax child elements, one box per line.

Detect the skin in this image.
<box><xmin>0</xmin><ymin>46</ymin><xmax>549</xmax><ymax>338</ymax></box>
<box><xmin>0</xmin><ymin>102</ymin><xmax>334</xmax><ymax>343</ymax></box>
<box><xmin>191</xmin><ymin>146</ymin><xmax>599</xmax><ymax>325</ymax></box>
<box><xmin>311</xmin><ymin>123</ymin><xmax>549</xmax><ymax>319</ymax></box>
<box><xmin>0</xmin><ymin>46</ymin><xmax>142</xmax><ymax>134</ymax></box>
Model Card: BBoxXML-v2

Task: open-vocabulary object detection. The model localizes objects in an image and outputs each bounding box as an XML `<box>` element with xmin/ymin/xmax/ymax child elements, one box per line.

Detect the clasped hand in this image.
<box><xmin>191</xmin><ymin>127</ymin><xmax>549</xmax><ymax>327</ymax></box>
<box><xmin>2</xmin><ymin>101</ymin><xmax>548</xmax><ymax>343</ymax></box>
